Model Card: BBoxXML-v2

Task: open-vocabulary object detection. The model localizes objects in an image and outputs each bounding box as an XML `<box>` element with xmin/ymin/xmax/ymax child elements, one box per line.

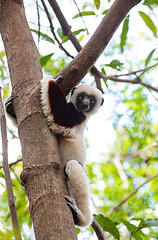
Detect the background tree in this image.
<box><xmin>0</xmin><ymin>0</ymin><xmax>158</xmax><ymax>239</ymax></box>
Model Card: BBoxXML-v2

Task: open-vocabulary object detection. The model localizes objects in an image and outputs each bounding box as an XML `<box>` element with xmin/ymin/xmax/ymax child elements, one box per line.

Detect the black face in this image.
<box><xmin>76</xmin><ymin>92</ymin><xmax>96</xmax><ymax>113</ymax></box>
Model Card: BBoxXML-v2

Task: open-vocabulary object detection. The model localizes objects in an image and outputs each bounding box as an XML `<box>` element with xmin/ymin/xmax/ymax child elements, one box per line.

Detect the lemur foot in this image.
<box><xmin>65</xmin><ymin>196</ymin><xmax>77</xmax><ymax>210</ymax></box>
<box><xmin>65</xmin><ymin>160</ymin><xmax>82</xmax><ymax>176</ymax></box>
<box><xmin>65</xmin><ymin>195</ymin><xmax>80</xmax><ymax>225</ymax></box>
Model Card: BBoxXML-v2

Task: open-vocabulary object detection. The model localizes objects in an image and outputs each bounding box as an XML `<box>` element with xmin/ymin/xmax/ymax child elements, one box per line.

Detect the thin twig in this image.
<box><xmin>0</xmin><ymin>159</ymin><xmax>22</xmax><ymax>169</ymax></box>
<box><xmin>41</xmin><ymin>0</ymin><xmax>74</xmax><ymax>58</ymax></box>
<box><xmin>36</xmin><ymin>0</ymin><xmax>41</xmax><ymax>49</ymax></box>
<box><xmin>0</xmin><ymin>89</ymin><xmax>22</xmax><ymax>240</ymax></box>
<box><xmin>114</xmin><ymin>153</ymin><xmax>129</xmax><ymax>189</ymax></box>
<box><xmin>96</xmin><ymin>70</ymin><xmax>158</xmax><ymax>93</ymax></box>
<box><xmin>72</xmin><ymin>0</ymin><xmax>89</xmax><ymax>35</ymax></box>
<box><xmin>106</xmin><ymin>172</ymin><xmax>158</xmax><ymax>217</ymax></box>
<box><xmin>113</xmin><ymin>62</ymin><xmax>158</xmax><ymax>77</ymax></box>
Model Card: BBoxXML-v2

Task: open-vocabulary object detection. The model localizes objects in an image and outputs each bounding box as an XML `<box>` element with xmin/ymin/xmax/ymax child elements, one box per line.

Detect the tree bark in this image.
<box><xmin>0</xmin><ymin>0</ymin><xmax>77</xmax><ymax>239</ymax></box>
<box><xmin>0</xmin><ymin>0</ymin><xmax>141</xmax><ymax>239</ymax></box>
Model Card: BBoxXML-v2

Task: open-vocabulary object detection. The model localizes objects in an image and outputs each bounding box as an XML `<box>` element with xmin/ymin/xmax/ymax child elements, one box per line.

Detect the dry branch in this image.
<box><xmin>0</xmin><ymin>89</ymin><xmax>22</xmax><ymax>240</ymax></box>
<box><xmin>92</xmin><ymin>64</ymin><xmax>158</xmax><ymax>92</ymax></box>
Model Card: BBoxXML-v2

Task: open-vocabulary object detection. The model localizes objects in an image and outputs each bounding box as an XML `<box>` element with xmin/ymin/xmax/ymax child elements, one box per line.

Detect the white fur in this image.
<box><xmin>40</xmin><ymin>76</ymin><xmax>103</xmax><ymax>227</ymax></box>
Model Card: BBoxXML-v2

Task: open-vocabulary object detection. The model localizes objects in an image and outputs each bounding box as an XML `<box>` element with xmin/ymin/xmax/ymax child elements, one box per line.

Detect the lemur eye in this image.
<box><xmin>78</xmin><ymin>95</ymin><xmax>84</xmax><ymax>101</ymax></box>
<box><xmin>91</xmin><ymin>99</ymin><xmax>95</xmax><ymax>104</ymax></box>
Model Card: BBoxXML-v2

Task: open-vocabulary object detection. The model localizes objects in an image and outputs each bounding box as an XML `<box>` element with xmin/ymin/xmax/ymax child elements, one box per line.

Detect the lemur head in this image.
<box><xmin>70</xmin><ymin>85</ymin><xmax>104</xmax><ymax>116</ymax></box>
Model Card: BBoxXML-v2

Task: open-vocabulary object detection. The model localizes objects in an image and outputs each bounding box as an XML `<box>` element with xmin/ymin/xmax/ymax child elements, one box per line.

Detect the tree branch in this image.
<box><xmin>47</xmin><ymin>0</ymin><xmax>141</xmax><ymax>95</ymax></box>
<box><xmin>0</xmin><ymin>89</ymin><xmax>22</xmax><ymax>240</ymax></box>
<box><xmin>91</xmin><ymin>218</ymin><xmax>107</xmax><ymax>240</ymax></box>
<box><xmin>113</xmin><ymin>62</ymin><xmax>158</xmax><ymax>77</ymax></box>
<box><xmin>46</xmin><ymin>0</ymin><xmax>104</xmax><ymax>92</ymax></box>
<box><xmin>0</xmin><ymin>159</ymin><xmax>22</xmax><ymax>169</ymax></box>
<box><xmin>95</xmin><ymin>65</ymin><xmax>158</xmax><ymax>92</ymax></box>
<box><xmin>106</xmin><ymin>172</ymin><xmax>158</xmax><ymax>217</ymax></box>
<box><xmin>114</xmin><ymin>153</ymin><xmax>129</xmax><ymax>189</ymax></box>
<box><xmin>46</xmin><ymin>0</ymin><xmax>158</xmax><ymax>94</ymax></box>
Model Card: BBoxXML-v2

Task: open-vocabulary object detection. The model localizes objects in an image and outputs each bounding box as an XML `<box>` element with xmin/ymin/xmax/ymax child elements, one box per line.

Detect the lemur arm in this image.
<box><xmin>41</xmin><ymin>77</ymin><xmax>86</xmax><ymax>135</ymax></box>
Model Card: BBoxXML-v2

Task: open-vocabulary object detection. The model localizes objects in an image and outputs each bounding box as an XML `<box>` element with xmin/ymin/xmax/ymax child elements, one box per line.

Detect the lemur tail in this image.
<box><xmin>65</xmin><ymin>160</ymin><xmax>92</xmax><ymax>227</ymax></box>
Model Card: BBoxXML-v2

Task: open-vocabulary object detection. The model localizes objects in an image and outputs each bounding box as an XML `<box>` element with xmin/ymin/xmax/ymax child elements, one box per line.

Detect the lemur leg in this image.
<box><xmin>65</xmin><ymin>160</ymin><xmax>92</xmax><ymax>227</ymax></box>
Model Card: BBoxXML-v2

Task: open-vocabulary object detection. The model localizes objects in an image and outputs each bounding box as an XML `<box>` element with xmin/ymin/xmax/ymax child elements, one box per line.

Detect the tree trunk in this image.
<box><xmin>0</xmin><ymin>0</ymin><xmax>77</xmax><ymax>239</ymax></box>
<box><xmin>0</xmin><ymin>0</ymin><xmax>141</xmax><ymax>239</ymax></box>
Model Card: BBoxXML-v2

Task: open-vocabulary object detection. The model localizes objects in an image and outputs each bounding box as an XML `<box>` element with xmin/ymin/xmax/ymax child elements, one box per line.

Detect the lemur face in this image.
<box><xmin>70</xmin><ymin>84</ymin><xmax>104</xmax><ymax>116</ymax></box>
<box><xmin>76</xmin><ymin>92</ymin><xmax>96</xmax><ymax>113</ymax></box>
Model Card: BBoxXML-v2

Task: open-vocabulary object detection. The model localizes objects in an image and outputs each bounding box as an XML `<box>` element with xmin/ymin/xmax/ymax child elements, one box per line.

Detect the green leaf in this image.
<box><xmin>73</xmin><ymin>29</ymin><xmax>85</xmax><ymax>36</ymax></box>
<box><xmin>40</xmin><ymin>53</ymin><xmax>54</xmax><ymax>67</ymax></box>
<box><xmin>94</xmin><ymin>214</ymin><xmax>120</xmax><ymax>239</ymax></box>
<box><xmin>57</xmin><ymin>28</ymin><xmax>85</xmax><ymax>43</ymax></box>
<box><xmin>73</xmin><ymin>11</ymin><xmax>96</xmax><ymax>19</ymax></box>
<box><xmin>76</xmin><ymin>227</ymin><xmax>81</xmax><ymax>235</ymax></box>
<box><xmin>57</xmin><ymin>28</ymin><xmax>68</xmax><ymax>43</ymax></box>
<box><xmin>134</xmin><ymin>218</ymin><xmax>158</xmax><ymax>234</ymax></box>
<box><xmin>0</xmin><ymin>182</ymin><xmax>6</xmax><ymax>188</ymax></box>
<box><xmin>104</xmin><ymin>60</ymin><xmax>123</xmax><ymax>71</ymax></box>
<box><xmin>9</xmin><ymin>130</ymin><xmax>18</xmax><ymax>139</ymax></box>
<box><xmin>122</xmin><ymin>220</ymin><xmax>145</xmax><ymax>240</ymax></box>
<box><xmin>102</xmin><ymin>9</ymin><xmax>109</xmax><ymax>14</ymax></box>
<box><xmin>31</xmin><ymin>29</ymin><xmax>55</xmax><ymax>44</ymax></box>
<box><xmin>143</xmin><ymin>0</ymin><xmax>158</xmax><ymax>9</ymax></box>
<box><xmin>139</xmin><ymin>11</ymin><xmax>157</xmax><ymax>38</ymax></box>
<box><xmin>145</xmin><ymin>48</ymin><xmax>156</xmax><ymax>66</ymax></box>
<box><xmin>94</xmin><ymin>0</ymin><xmax>100</xmax><ymax>9</ymax></box>
<box><xmin>120</xmin><ymin>15</ymin><xmax>129</xmax><ymax>53</ymax></box>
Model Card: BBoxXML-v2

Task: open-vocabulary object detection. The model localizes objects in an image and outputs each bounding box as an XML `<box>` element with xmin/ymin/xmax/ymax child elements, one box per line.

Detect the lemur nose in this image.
<box><xmin>82</xmin><ymin>99</ymin><xmax>89</xmax><ymax>107</ymax></box>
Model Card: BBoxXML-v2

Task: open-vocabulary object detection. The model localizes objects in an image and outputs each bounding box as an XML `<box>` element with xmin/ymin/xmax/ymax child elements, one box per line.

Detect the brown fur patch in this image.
<box><xmin>48</xmin><ymin>81</ymin><xmax>86</xmax><ymax>128</ymax></box>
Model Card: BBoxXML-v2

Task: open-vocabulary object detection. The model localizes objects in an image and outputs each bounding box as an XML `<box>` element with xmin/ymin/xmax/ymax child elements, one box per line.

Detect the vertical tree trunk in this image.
<box><xmin>0</xmin><ymin>0</ymin><xmax>77</xmax><ymax>239</ymax></box>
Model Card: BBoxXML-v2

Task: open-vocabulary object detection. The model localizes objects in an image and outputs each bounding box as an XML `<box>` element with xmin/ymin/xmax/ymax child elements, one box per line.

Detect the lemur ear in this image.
<box><xmin>70</xmin><ymin>87</ymin><xmax>77</xmax><ymax>96</ymax></box>
<box><xmin>100</xmin><ymin>98</ymin><xmax>104</xmax><ymax>106</ymax></box>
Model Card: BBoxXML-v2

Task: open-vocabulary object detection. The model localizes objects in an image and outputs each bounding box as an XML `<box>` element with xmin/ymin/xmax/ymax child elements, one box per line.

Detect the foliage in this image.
<box><xmin>0</xmin><ymin>162</ymin><xmax>32</xmax><ymax>239</ymax></box>
<box><xmin>0</xmin><ymin>0</ymin><xmax>158</xmax><ymax>239</ymax></box>
<box><xmin>86</xmin><ymin>86</ymin><xmax>158</xmax><ymax>239</ymax></box>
